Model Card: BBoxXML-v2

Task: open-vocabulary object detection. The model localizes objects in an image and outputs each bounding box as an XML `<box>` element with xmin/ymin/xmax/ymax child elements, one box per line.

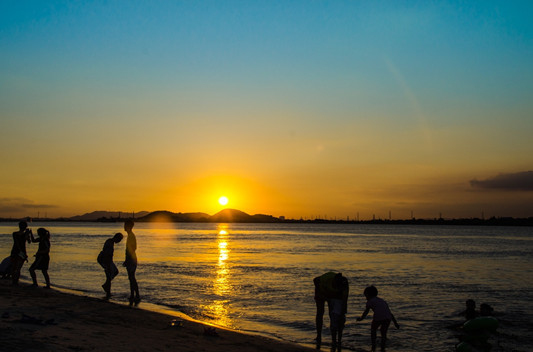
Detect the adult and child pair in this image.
<box><xmin>9</xmin><ymin>221</ymin><xmax>50</xmax><ymax>288</ymax></box>
<box><xmin>314</xmin><ymin>272</ymin><xmax>399</xmax><ymax>352</ymax></box>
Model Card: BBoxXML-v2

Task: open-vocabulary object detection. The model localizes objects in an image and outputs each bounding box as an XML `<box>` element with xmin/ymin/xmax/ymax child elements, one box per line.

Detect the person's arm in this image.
<box><xmin>342</xmin><ymin>286</ymin><xmax>349</xmax><ymax>314</ymax></box>
<box><xmin>391</xmin><ymin>312</ymin><xmax>399</xmax><ymax>329</ymax></box>
<box><xmin>356</xmin><ymin>307</ymin><xmax>370</xmax><ymax>321</ymax></box>
<box><xmin>30</xmin><ymin>231</ymin><xmax>39</xmax><ymax>243</ymax></box>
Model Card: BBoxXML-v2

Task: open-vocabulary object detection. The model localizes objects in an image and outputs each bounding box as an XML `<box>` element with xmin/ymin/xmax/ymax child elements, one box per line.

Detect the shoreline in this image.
<box><xmin>0</xmin><ymin>280</ymin><xmax>315</xmax><ymax>352</ymax></box>
<box><xmin>2</xmin><ymin>216</ymin><xmax>533</xmax><ymax>227</ymax></box>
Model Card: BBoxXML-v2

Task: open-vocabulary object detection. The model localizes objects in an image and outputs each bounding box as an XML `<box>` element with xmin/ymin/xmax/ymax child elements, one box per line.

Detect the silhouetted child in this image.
<box><xmin>0</xmin><ymin>256</ymin><xmax>12</xmax><ymax>279</ymax></box>
<box><xmin>10</xmin><ymin>221</ymin><xmax>32</xmax><ymax>285</ymax></box>
<box><xmin>479</xmin><ymin>303</ymin><xmax>494</xmax><ymax>317</ymax></box>
<box><xmin>357</xmin><ymin>286</ymin><xmax>399</xmax><ymax>352</ymax></box>
<box><xmin>329</xmin><ymin>298</ymin><xmax>346</xmax><ymax>351</ymax></box>
<box><xmin>97</xmin><ymin>233</ymin><xmax>123</xmax><ymax>299</ymax></box>
<box><xmin>463</xmin><ymin>299</ymin><xmax>478</xmax><ymax>321</ymax></box>
<box><xmin>29</xmin><ymin>228</ymin><xmax>51</xmax><ymax>288</ymax></box>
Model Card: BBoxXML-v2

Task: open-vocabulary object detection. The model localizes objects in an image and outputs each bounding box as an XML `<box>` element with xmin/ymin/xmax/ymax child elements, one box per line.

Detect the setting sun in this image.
<box><xmin>218</xmin><ymin>196</ymin><xmax>229</xmax><ymax>206</ymax></box>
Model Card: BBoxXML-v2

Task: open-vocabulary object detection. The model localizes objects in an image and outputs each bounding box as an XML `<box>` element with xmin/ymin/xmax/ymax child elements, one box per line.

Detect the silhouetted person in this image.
<box><xmin>123</xmin><ymin>220</ymin><xmax>140</xmax><ymax>305</ymax></box>
<box><xmin>313</xmin><ymin>272</ymin><xmax>349</xmax><ymax>349</ymax></box>
<box><xmin>11</xmin><ymin>221</ymin><xmax>32</xmax><ymax>285</ymax></box>
<box><xmin>463</xmin><ymin>299</ymin><xmax>478</xmax><ymax>321</ymax></box>
<box><xmin>97</xmin><ymin>233</ymin><xmax>123</xmax><ymax>299</ymax></box>
<box><xmin>29</xmin><ymin>228</ymin><xmax>51</xmax><ymax>288</ymax></box>
<box><xmin>357</xmin><ymin>286</ymin><xmax>399</xmax><ymax>352</ymax></box>
<box><xmin>479</xmin><ymin>303</ymin><xmax>494</xmax><ymax>317</ymax></box>
<box><xmin>0</xmin><ymin>256</ymin><xmax>12</xmax><ymax>279</ymax></box>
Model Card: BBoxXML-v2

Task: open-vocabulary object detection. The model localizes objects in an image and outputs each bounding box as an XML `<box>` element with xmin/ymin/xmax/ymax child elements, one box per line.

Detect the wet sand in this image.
<box><xmin>0</xmin><ymin>280</ymin><xmax>315</xmax><ymax>352</ymax></box>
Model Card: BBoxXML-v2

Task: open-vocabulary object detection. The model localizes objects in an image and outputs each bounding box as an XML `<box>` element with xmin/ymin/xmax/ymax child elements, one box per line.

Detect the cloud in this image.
<box><xmin>470</xmin><ymin>171</ymin><xmax>533</xmax><ymax>191</ymax></box>
<box><xmin>0</xmin><ymin>197</ymin><xmax>58</xmax><ymax>214</ymax></box>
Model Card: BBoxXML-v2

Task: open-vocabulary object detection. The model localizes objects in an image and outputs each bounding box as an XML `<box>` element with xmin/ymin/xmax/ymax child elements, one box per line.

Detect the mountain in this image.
<box><xmin>69</xmin><ymin>211</ymin><xmax>150</xmax><ymax>221</ymax></box>
<box><xmin>136</xmin><ymin>209</ymin><xmax>280</xmax><ymax>223</ymax></box>
<box><xmin>67</xmin><ymin>209</ymin><xmax>280</xmax><ymax>223</ymax></box>
<box><xmin>210</xmin><ymin>209</ymin><xmax>251</xmax><ymax>222</ymax></box>
<box><xmin>140</xmin><ymin>211</ymin><xmax>210</xmax><ymax>222</ymax></box>
<box><xmin>210</xmin><ymin>209</ymin><xmax>279</xmax><ymax>223</ymax></box>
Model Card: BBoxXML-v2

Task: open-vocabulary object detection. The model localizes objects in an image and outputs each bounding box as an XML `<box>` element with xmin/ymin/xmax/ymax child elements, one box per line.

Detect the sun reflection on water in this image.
<box><xmin>203</xmin><ymin>225</ymin><xmax>233</xmax><ymax>327</ymax></box>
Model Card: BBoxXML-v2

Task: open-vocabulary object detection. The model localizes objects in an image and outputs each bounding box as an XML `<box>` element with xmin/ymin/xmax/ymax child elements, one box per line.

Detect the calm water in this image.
<box><xmin>1</xmin><ymin>222</ymin><xmax>532</xmax><ymax>351</ymax></box>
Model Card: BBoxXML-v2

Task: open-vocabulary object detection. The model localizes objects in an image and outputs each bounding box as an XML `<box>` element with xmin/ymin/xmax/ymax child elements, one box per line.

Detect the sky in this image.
<box><xmin>1</xmin><ymin>1</ymin><xmax>533</xmax><ymax>220</ymax></box>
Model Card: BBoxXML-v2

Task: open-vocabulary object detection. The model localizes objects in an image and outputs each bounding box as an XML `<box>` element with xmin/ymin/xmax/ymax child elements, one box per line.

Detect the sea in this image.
<box><xmin>1</xmin><ymin>222</ymin><xmax>532</xmax><ymax>352</ymax></box>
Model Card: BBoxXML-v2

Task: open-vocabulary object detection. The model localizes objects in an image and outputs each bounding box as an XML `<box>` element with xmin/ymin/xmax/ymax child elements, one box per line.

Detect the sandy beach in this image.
<box><xmin>0</xmin><ymin>280</ymin><xmax>315</xmax><ymax>352</ymax></box>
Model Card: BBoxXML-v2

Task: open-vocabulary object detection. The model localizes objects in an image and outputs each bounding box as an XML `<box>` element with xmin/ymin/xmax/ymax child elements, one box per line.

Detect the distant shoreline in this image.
<box><xmin>1</xmin><ymin>216</ymin><xmax>533</xmax><ymax>227</ymax></box>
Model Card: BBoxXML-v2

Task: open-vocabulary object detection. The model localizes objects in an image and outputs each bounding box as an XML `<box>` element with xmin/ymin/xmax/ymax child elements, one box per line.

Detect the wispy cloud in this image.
<box><xmin>0</xmin><ymin>198</ymin><xmax>58</xmax><ymax>214</ymax></box>
<box><xmin>470</xmin><ymin>171</ymin><xmax>533</xmax><ymax>191</ymax></box>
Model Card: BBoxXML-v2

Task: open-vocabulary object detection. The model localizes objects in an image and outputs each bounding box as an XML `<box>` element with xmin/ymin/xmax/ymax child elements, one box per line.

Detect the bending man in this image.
<box><xmin>313</xmin><ymin>272</ymin><xmax>349</xmax><ymax>347</ymax></box>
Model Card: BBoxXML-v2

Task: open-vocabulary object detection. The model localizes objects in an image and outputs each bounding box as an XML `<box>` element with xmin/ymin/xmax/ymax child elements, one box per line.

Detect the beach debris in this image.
<box><xmin>203</xmin><ymin>326</ymin><xmax>218</xmax><ymax>337</ymax></box>
<box><xmin>169</xmin><ymin>319</ymin><xmax>183</xmax><ymax>328</ymax></box>
<box><xmin>17</xmin><ymin>314</ymin><xmax>57</xmax><ymax>325</ymax></box>
<box><xmin>21</xmin><ymin>314</ymin><xmax>43</xmax><ymax>325</ymax></box>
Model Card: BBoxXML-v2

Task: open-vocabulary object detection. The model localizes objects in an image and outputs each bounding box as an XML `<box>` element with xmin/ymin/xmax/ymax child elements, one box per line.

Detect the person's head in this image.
<box><xmin>113</xmin><ymin>233</ymin><xmax>124</xmax><ymax>243</ymax></box>
<box><xmin>480</xmin><ymin>303</ymin><xmax>493</xmax><ymax>316</ymax></box>
<box><xmin>124</xmin><ymin>220</ymin><xmax>134</xmax><ymax>232</ymax></box>
<box><xmin>18</xmin><ymin>221</ymin><xmax>28</xmax><ymax>231</ymax></box>
<box><xmin>37</xmin><ymin>228</ymin><xmax>50</xmax><ymax>239</ymax></box>
<box><xmin>466</xmin><ymin>299</ymin><xmax>476</xmax><ymax>310</ymax></box>
<box><xmin>363</xmin><ymin>286</ymin><xmax>378</xmax><ymax>300</ymax></box>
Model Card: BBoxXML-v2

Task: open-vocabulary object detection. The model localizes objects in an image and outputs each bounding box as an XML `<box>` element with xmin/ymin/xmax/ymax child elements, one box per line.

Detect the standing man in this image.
<box><xmin>313</xmin><ymin>272</ymin><xmax>349</xmax><ymax>347</ymax></box>
<box><xmin>123</xmin><ymin>220</ymin><xmax>140</xmax><ymax>305</ymax></box>
<box><xmin>11</xmin><ymin>221</ymin><xmax>32</xmax><ymax>285</ymax></box>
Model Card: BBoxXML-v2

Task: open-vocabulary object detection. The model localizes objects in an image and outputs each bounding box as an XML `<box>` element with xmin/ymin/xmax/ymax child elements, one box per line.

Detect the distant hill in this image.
<box><xmin>210</xmin><ymin>209</ymin><xmax>279</xmax><ymax>223</ymax></box>
<box><xmin>209</xmin><ymin>209</ymin><xmax>251</xmax><ymax>222</ymax></box>
<box><xmin>140</xmin><ymin>211</ymin><xmax>210</xmax><ymax>222</ymax></box>
<box><xmin>2</xmin><ymin>209</ymin><xmax>532</xmax><ymax>225</ymax></box>
<box><xmin>137</xmin><ymin>209</ymin><xmax>280</xmax><ymax>223</ymax></box>
<box><xmin>63</xmin><ymin>209</ymin><xmax>278</xmax><ymax>223</ymax></box>
<box><xmin>69</xmin><ymin>211</ymin><xmax>150</xmax><ymax>221</ymax></box>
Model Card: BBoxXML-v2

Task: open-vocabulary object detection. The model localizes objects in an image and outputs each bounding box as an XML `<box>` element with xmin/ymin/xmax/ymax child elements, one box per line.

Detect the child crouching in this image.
<box><xmin>357</xmin><ymin>286</ymin><xmax>399</xmax><ymax>351</ymax></box>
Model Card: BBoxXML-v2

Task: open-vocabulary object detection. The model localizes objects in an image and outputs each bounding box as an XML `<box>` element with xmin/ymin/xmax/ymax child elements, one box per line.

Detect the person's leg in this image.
<box><xmin>128</xmin><ymin>271</ymin><xmax>134</xmax><ymax>303</ymax></box>
<box><xmin>338</xmin><ymin>316</ymin><xmax>345</xmax><ymax>351</ymax></box>
<box><xmin>315</xmin><ymin>299</ymin><xmax>325</xmax><ymax>344</ymax></box>
<box><xmin>133</xmin><ymin>275</ymin><xmax>139</xmax><ymax>300</ymax></box>
<box><xmin>314</xmin><ymin>277</ymin><xmax>325</xmax><ymax>344</ymax></box>
<box><xmin>102</xmin><ymin>267</ymin><xmax>112</xmax><ymax>298</ymax></box>
<box><xmin>42</xmin><ymin>270</ymin><xmax>50</xmax><ymax>288</ymax></box>
<box><xmin>380</xmin><ymin>320</ymin><xmax>391</xmax><ymax>351</ymax></box>
<box><xmin>11</xmin><ymin>256</ymin><xmax>23</xmax><ymax>285</ymax></box>
<box><xmin>29</xmin><ymin>267</ymin><xmax>37</xmax><ymax>286</ymax></box>
<box><xmin>371</xmin><ymin>329</ymin><xmax>377</xmax><ymax>351</ymax></box>
<box><xmin>331</xmin><ymin>327</ymin><xmax>338</xmax><ymax>350</ymax></box>
<box><xmin>371</xmin><ymin>320</ymin><xmax>381</xmax><ymax>352</ymax></box>
<box><xmin>127</xmin><ymin>265</ymin><xmax>140</xmax><ymax>304</ymax></box>
<box><xmin>29</xmin><ymin>259</ymin><xmax>39</xmax><ymax>286</ymax></box>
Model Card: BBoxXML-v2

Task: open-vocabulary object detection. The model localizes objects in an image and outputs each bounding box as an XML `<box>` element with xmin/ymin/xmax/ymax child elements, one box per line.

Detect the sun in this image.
<box><xmin>218</xmin><ymin>196</ymin><xmax>229</xmax><ymax>206</ymax></box>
